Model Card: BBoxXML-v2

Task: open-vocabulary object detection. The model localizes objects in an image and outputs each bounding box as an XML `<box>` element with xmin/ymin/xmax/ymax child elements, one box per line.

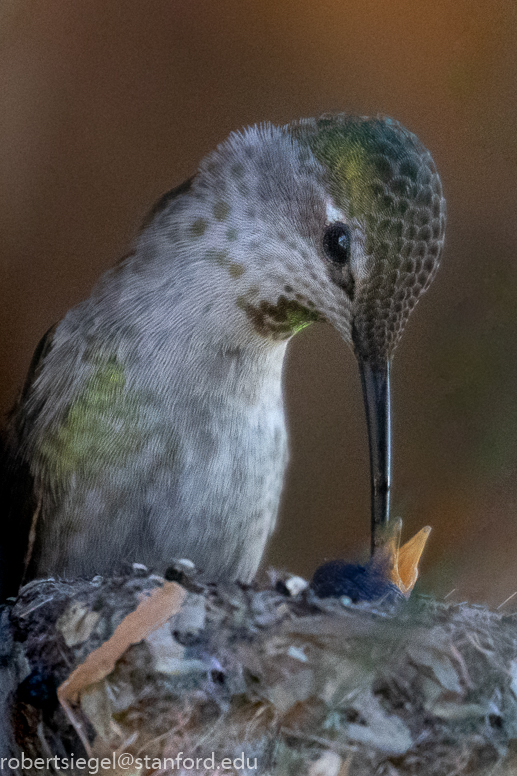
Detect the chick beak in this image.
<box><xmin>357</xmin><ymin>357</ymin><xmax>391</xmax><ymax>557</ymax></box>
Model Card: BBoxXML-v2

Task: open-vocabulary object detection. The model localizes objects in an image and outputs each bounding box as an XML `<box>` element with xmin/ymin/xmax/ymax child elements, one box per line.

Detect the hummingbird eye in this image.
<box><xmin>323</xmin><ymin>222</ymin><xmax>351</xmax><ymax>266</ymax></box>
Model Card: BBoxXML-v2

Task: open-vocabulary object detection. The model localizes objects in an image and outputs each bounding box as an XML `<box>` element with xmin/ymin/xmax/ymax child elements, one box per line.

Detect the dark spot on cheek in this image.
<box><xmin>231</xmin><ymin>162</ymin><xmax>245</xmax><ymax>178</ymax></box>
<box><xmin>213</xmin><ymin>201</ymin><xmax>230</xmax><ymax>221</ymax></box>
<box><xmin>294</xmin><ymin>292</ymin><xmax>316</xmax><ymax>309</ymax></box>
<box><xmin>237</xmin><ymin>295</ymin><xmax>324</xmax><ymax>338</ymax></box>
<box><xmin>229</xmin><ymin>263</ymin><xmax>244</xmax><ymax>278</ymax></box>
<box><xmin>190</xmin><ymin>218</ymin><xmax>207</xmax><ymax>238</ymax></box>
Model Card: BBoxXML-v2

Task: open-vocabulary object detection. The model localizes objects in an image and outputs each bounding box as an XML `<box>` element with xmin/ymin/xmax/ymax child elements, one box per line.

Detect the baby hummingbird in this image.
<box><xmin>0</xmin><ymin>114</ymin><xmax>445</xmax><ymax>598</ymax></box>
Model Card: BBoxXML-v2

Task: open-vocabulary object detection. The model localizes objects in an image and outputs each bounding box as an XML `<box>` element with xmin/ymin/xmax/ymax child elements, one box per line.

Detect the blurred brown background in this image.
<box><xmin>0</xmin><ymin>0</ymin><xmax>516</xmax><ymax>604</ymax></box>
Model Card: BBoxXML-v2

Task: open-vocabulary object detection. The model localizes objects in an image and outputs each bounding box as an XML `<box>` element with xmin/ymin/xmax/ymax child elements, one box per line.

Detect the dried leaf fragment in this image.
<box><xmin>58</xmin><ymin>581</ymin><xmax>186</xmax><ymax>704</ymax></box>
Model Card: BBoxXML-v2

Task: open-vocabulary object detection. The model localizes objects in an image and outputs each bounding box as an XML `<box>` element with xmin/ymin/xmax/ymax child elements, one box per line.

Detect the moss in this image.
<box><xmin>213</xmin><ymin>201</ymin><xmax>230</xmax><ymax>221</ymax></box>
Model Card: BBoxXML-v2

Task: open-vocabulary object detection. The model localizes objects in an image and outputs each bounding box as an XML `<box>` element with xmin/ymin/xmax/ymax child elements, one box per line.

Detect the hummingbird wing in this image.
<box><xmin>0</xmin><ymin>177</ymin><xmax>194</xmax><ymax>599</ymax></box>
<box><xmin>0</xmin><ymin>323</ymin><xmax>57</xmax><ymax>599</ymax></box>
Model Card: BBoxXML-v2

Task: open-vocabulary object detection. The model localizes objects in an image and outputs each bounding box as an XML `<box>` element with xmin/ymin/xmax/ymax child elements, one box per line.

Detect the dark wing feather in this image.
<box><xmin>0</xmin><ymin>323</ymin><xmax>57</xmax><ymax>599</ymax></box>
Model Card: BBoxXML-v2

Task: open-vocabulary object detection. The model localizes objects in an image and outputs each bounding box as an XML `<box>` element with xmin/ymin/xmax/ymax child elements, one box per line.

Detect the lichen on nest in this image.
<box><xmin>3</xmin><ymin>567</ymin><xmax>517</xmax><ymax>775</ymax></box>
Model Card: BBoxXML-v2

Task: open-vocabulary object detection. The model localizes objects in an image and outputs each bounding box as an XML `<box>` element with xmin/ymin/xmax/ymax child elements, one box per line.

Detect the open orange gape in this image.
<box><xmin>310</xmin><ymin>517</ymin><xmax>432</xmax><ymax>602</ymax></box>
<box><xmin>373</xmin><ymin>517</ymin><xmax>431</xmax><ymax>598</ymax></box>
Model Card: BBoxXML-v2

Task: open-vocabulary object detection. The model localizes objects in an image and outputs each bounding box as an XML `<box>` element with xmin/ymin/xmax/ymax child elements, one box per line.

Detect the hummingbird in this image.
<box><xmin>0</xmin><ymin>114</ymin><xmax>445</xmax><ymax>600</ymax></box>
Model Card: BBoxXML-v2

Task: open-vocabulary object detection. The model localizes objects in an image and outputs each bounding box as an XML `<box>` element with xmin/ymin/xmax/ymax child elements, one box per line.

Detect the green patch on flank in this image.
<box><xmin>190</xmin><ymin>217</ymin><xmax>207</xmax><ymax>238</ymax></box>
<box><xmin>213</xmin><ymin>201</ymin><xmax>230</xmax><ymax>221</ymax></box>
<box><xmin>39</xmin><ymin>357</ymin><xmax>143</xmax><ymax>482</ymax></box>
<box><xmin>226</xmin><ymin>227</ymin><xmax>238</xmax><ymax>241</ymax></box>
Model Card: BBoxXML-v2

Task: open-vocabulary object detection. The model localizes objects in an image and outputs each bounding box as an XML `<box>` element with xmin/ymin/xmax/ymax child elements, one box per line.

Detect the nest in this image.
<box><xmin>2</xmin><ymin>566</ymin><xmax>517</xmax><ymax>775</ymax></box>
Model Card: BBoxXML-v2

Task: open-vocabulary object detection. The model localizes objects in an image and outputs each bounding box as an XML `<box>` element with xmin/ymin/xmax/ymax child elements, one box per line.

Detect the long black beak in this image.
<box><xmin>358</xmin><ymin>358</ymin><xmax>391</xmax><ymax>556</ymax></box>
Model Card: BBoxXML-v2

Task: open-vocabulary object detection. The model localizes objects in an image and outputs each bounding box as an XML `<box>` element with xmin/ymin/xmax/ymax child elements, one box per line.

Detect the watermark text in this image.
<box><xmin>1</xmin><ymin>752</ymin><xmax>258</xmax><ymax>773</ymax></box>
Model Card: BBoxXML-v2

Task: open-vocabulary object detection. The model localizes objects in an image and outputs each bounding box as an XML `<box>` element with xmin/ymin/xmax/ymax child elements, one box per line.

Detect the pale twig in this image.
<box><xmin>497</xmin><ymin>591</ymin><xmax>517</xmax><ymax>610</ymax></box>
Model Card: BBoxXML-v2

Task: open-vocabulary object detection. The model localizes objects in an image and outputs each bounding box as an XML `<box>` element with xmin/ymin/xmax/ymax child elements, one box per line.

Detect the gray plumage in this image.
<box><xmin>0</xmin><ymin>115</ymin><xmax>445</xmax><ymax>598</ymax></box>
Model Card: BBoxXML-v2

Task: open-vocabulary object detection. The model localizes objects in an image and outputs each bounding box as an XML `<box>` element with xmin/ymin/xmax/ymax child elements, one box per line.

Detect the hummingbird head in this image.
<box><xmin>186</xmin><ymin>114</ymin><xmax>445</xmax><ymax>359</ymax></box>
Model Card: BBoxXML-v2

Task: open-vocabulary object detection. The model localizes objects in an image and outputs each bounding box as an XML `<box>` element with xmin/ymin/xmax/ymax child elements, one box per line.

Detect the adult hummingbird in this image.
<box><xmin>0</xmin><ymin>114</ymin><xmax>445</xmax><ymax>599</ymax></box>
